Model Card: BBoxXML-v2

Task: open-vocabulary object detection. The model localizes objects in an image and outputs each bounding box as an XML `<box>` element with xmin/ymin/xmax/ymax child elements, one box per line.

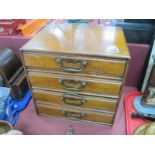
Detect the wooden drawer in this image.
<box><xmin>23</xmin><ymin>52</ymin><xmax>126</xmax><ymax>78</ymax></box>
<box><xmin>28</xmin><ymin>71</ymin><xmax>122</xmax><ymax>96</ymax></box>
<box><xmin>32</xmin><ymin>89</ymin><xmax>117</xmax><ymax>112</ymax></box>
<box><xmin>36</xmin><ymin>102</ymin><xmax>114</xmax><ymax>125</ymax></box>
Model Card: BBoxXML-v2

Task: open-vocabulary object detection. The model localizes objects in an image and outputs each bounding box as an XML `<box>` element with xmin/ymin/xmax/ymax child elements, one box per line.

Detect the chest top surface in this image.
<box><xmin>21</xmin><ymin>23</ymin><xmax>130</xmax><ymax>59</ymax></box>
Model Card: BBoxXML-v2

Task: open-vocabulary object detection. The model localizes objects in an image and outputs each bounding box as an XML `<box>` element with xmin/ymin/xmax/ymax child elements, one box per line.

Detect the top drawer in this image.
<box><xmin>22</xmin><ymin>52</ymin><xmax>127</xmax><ymax>78</ymax></box>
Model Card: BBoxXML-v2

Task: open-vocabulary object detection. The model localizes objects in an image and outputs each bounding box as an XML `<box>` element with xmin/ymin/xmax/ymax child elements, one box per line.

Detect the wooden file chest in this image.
<box><xmin>20</xmin><ymin>24</ymin><xmax>130</xmax><ymax>125</ymax></box>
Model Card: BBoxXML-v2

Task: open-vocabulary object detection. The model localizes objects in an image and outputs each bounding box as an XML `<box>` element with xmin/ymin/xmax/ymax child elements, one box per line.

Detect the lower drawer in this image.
<box><xmin>36</xmin><ymin>102</ymin><xmax>114</xmax><ymax>125</ymax></box>
<box><xmin>28</xmin><ymin>71</ymin><xmax>122</xmax><ymax>96</ymax></box>
<box><xmin>33</xmin><ymin>89</ymin><xmax>117</xmax><ymax>112</ymax></box>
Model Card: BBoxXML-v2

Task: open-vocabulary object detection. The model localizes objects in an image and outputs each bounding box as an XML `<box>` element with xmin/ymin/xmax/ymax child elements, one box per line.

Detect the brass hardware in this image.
<box><xmin>61</xmin><ymin>93</ymin><xmax>86</xmax><ymax>106</ymax></box>
<box><xmin>56</xmin><ymin>57</ymin><xmax>87</xmax><ymax>72</ymax></box>
<box><xmin>59</xmin><ymin>79</ymin><xmax>86</xmax><ymax>91</ymax></box>
<box><xmin>62</xmin><ymin>110</ymin><xmax>85</xmax><ymax>120</ymax></box>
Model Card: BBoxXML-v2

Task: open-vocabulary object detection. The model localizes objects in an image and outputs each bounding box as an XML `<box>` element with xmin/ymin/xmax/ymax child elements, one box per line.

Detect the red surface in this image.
<box><xmin>13</xmin><ymin>86</ymin><xmax>137</xmax><ymax>135</ymax></box>
<box><xmin>125</xmin><ymin>43</ymin><xmax>150</xmax><ymax>87</ymax></box>
<box><xmin>124</xmin><ymin>91</ymin><xmax>148</xmax><ymax>135</ymax></box>
<box><xmin>0</xmin><ymin>20</ymin><xmax>26</xmax><ymax>35</ymax></box>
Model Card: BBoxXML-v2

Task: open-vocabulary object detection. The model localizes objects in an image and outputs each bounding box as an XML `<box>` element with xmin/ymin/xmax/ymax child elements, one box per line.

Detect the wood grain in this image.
<box><xmin>20</xmin><ymin>23</ymin><xmax>131</xmax><ymax>126</ymax></box>
<box><xmin>36</xmin><ymin>102</ymin><xmax>114</xmax><ymax>125</ymax></box>
<box><xmin>23</xmin><ymin>52</ymin><xmax>126</xmax><ymax>77</ymax></box>
<box><xmin>21</xmin><ymin>24</ymin><xmax>130</xmax><ymax>59</ymax></box>
<box><xmin>32</xmin><ymin>89</ymin><xmax>117</xmax><ymax>112</ymax></box>
<box><xmin>28</xmin><ymin>71</ymin><xmax>122</xmax><ymax>96</ymax></box>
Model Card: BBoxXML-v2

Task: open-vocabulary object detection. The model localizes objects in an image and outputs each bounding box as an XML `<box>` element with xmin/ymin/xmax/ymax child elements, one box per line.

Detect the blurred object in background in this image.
<box><xmin>0</xmin><ymin>120</ymin><xmax>23</xmax><ymax>135</ymax></box>
<box><xmin>67</xmin><ymin>19</ymin><xmax>112</xmax><ymax>26</ymax></box>
<box><xmin>0</xmin><ymin>45</ymin><xmax>28</xmax><ymax>99</ymax></box>
<box><xmin>112</xmin><ymin>19</ymin><xmax>155</xmax><ymax>44</ymax></box>
<box><xmin>0</xmin><ymin>74</ymin><xmax>3</xmax><ymax>86</ymax></box>
<box><xmin>112</xmin><ymin>19</ymin><xmax>155</xmax><ymax>91</ymax></box>
<box><xmin>134</xmin><ymin>122</ymin><xmax>155</xmax><ymax>135</ymax></box>
<box><xmin>19</xmin><ymin>19</ymin><xmax>49</xmax><ymax>37</ymax></box>
<box><xmin>0</xmin><ymin>45</ymin><xmax>31</xmax><ymax>126</ymax></box>
<box><xmin>43</xmin><ymin>19</ymin><xmax>113</xmax><ymax>26</ymax></box>
<box><xmin>0</xmin><ymin>120</ymin><xmax>12</xmax><ymax>134</ymax></box>
<box><xmin>68</xmin><ymin>19</ymin><xmax>94</xmax><ymax>23</ymax></box>
<box><xmin>0</xmin><ymin>87</ymin><xmax>19</xmax><ymax>125</ymax></box>
<box><xmin>0</xmin><ymin>86</ymin><xmax>31</xmax><ymax>126</ymax></box>
<box><xmin>141</xmin><ymin>40</ymin><xmax>155</xmax><ymax>92</ymax></box>
<box><xmin>3</xmin><ymin>129</ymin><xmax>23</xmax><ymax>135</ymax></box>
<box><xmin>142</xmin><ymin>56</ymin><xmax>155</xmax><ymax>106</ymax></box>
<box><xmin>0</xmin><ymin>19</ymin><xmax>26</xmax><ymax>36</ymax></box>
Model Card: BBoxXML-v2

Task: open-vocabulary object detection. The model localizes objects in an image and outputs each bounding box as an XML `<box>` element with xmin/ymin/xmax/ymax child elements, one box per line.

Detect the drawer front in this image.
<box><xmin>36</xmin><ymin>103</ymin><xmax>114</xmax><ymax>125</ymax></box>
<box><xmin>28</xmin><ymin>72</ymin><xmax>122</xmax><ymax>96</ymax></box>
<box><xmin>33</xmin><ymin>89</ymin><xmax>117</xmax><ymax>112</ymax></box>
<box><xmin>23</xmin><ymin>53</ymin><xmax>126</xmax><ymax>77</ymax></box>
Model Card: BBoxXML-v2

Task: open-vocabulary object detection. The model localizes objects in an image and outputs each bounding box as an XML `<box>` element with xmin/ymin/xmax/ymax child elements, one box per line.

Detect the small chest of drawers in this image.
<box><xmin>20</xmin><ymin>24</ymin><xmax>130</xmax><ymax>125</ymax></box>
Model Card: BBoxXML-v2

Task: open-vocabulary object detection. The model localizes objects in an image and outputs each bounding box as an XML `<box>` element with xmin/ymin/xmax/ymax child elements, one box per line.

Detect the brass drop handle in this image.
<box><xmin>61</xmin><ymin>93</ymin><xmax>86</xmax><ymax>106</ymax></box>
<box><xmin>62</xmin><ymin>110</ymin><xmax>85</xmax><ymax>120</ymax></box>
<box><xmin>59</xmin><ymin>79</ymin><xmax>86</xmax><ymax>91</ymax></box>
<box><xmin>56</xmin><ymin>57</ymin><xmax>87</xmax><ymax>72</ymax></box>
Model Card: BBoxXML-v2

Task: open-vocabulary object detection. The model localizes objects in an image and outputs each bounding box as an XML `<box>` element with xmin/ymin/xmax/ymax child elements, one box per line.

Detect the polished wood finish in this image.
<box><xmin>20</xmin><ymin>24</ymin><xmax>130</xmax><ymax>125</ymax></box>
<box><xmin>32</xmin><ymin>89</ymin><xmax>117</xmax><ymax>112</ymax></box>
<box><xmin>28</xmin><ymin>71</ymin><xmax>122</xmax><ymax>96</ymax></box>
<box><xmin>36</xmin><ymin>102</ymin><xmax>114</xmax><ymax>125</ymax></box>
<box><xmin>21</xmin><ymin>24</ymin><xmax>130</xmax><ymax>59</ymax></box>
<box><xmin>23</xmin><ymin>53</ymin><xmax>126</xmax><ymax>77</ymax></box>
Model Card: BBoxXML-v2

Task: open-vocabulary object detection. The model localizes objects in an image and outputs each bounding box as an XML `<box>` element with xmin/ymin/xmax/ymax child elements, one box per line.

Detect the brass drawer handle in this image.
<box><xmin>61</xmin><ymin>93</ymin><xmax>86</xmax><ymax>106</ymax></box>
<box><xmin>56</xmin><ymin>57</ymin><xmax>87</xmax><ymax>72</ymax></box>
<box><xmin>62</xmin><ymin>110</ymin><xmax>85</xmax><ymax>120</ymax></box>
<box><xmin>59</xmin><ymin>79</ymin><xmax>86</xmax><ymax>91</ymax></box>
